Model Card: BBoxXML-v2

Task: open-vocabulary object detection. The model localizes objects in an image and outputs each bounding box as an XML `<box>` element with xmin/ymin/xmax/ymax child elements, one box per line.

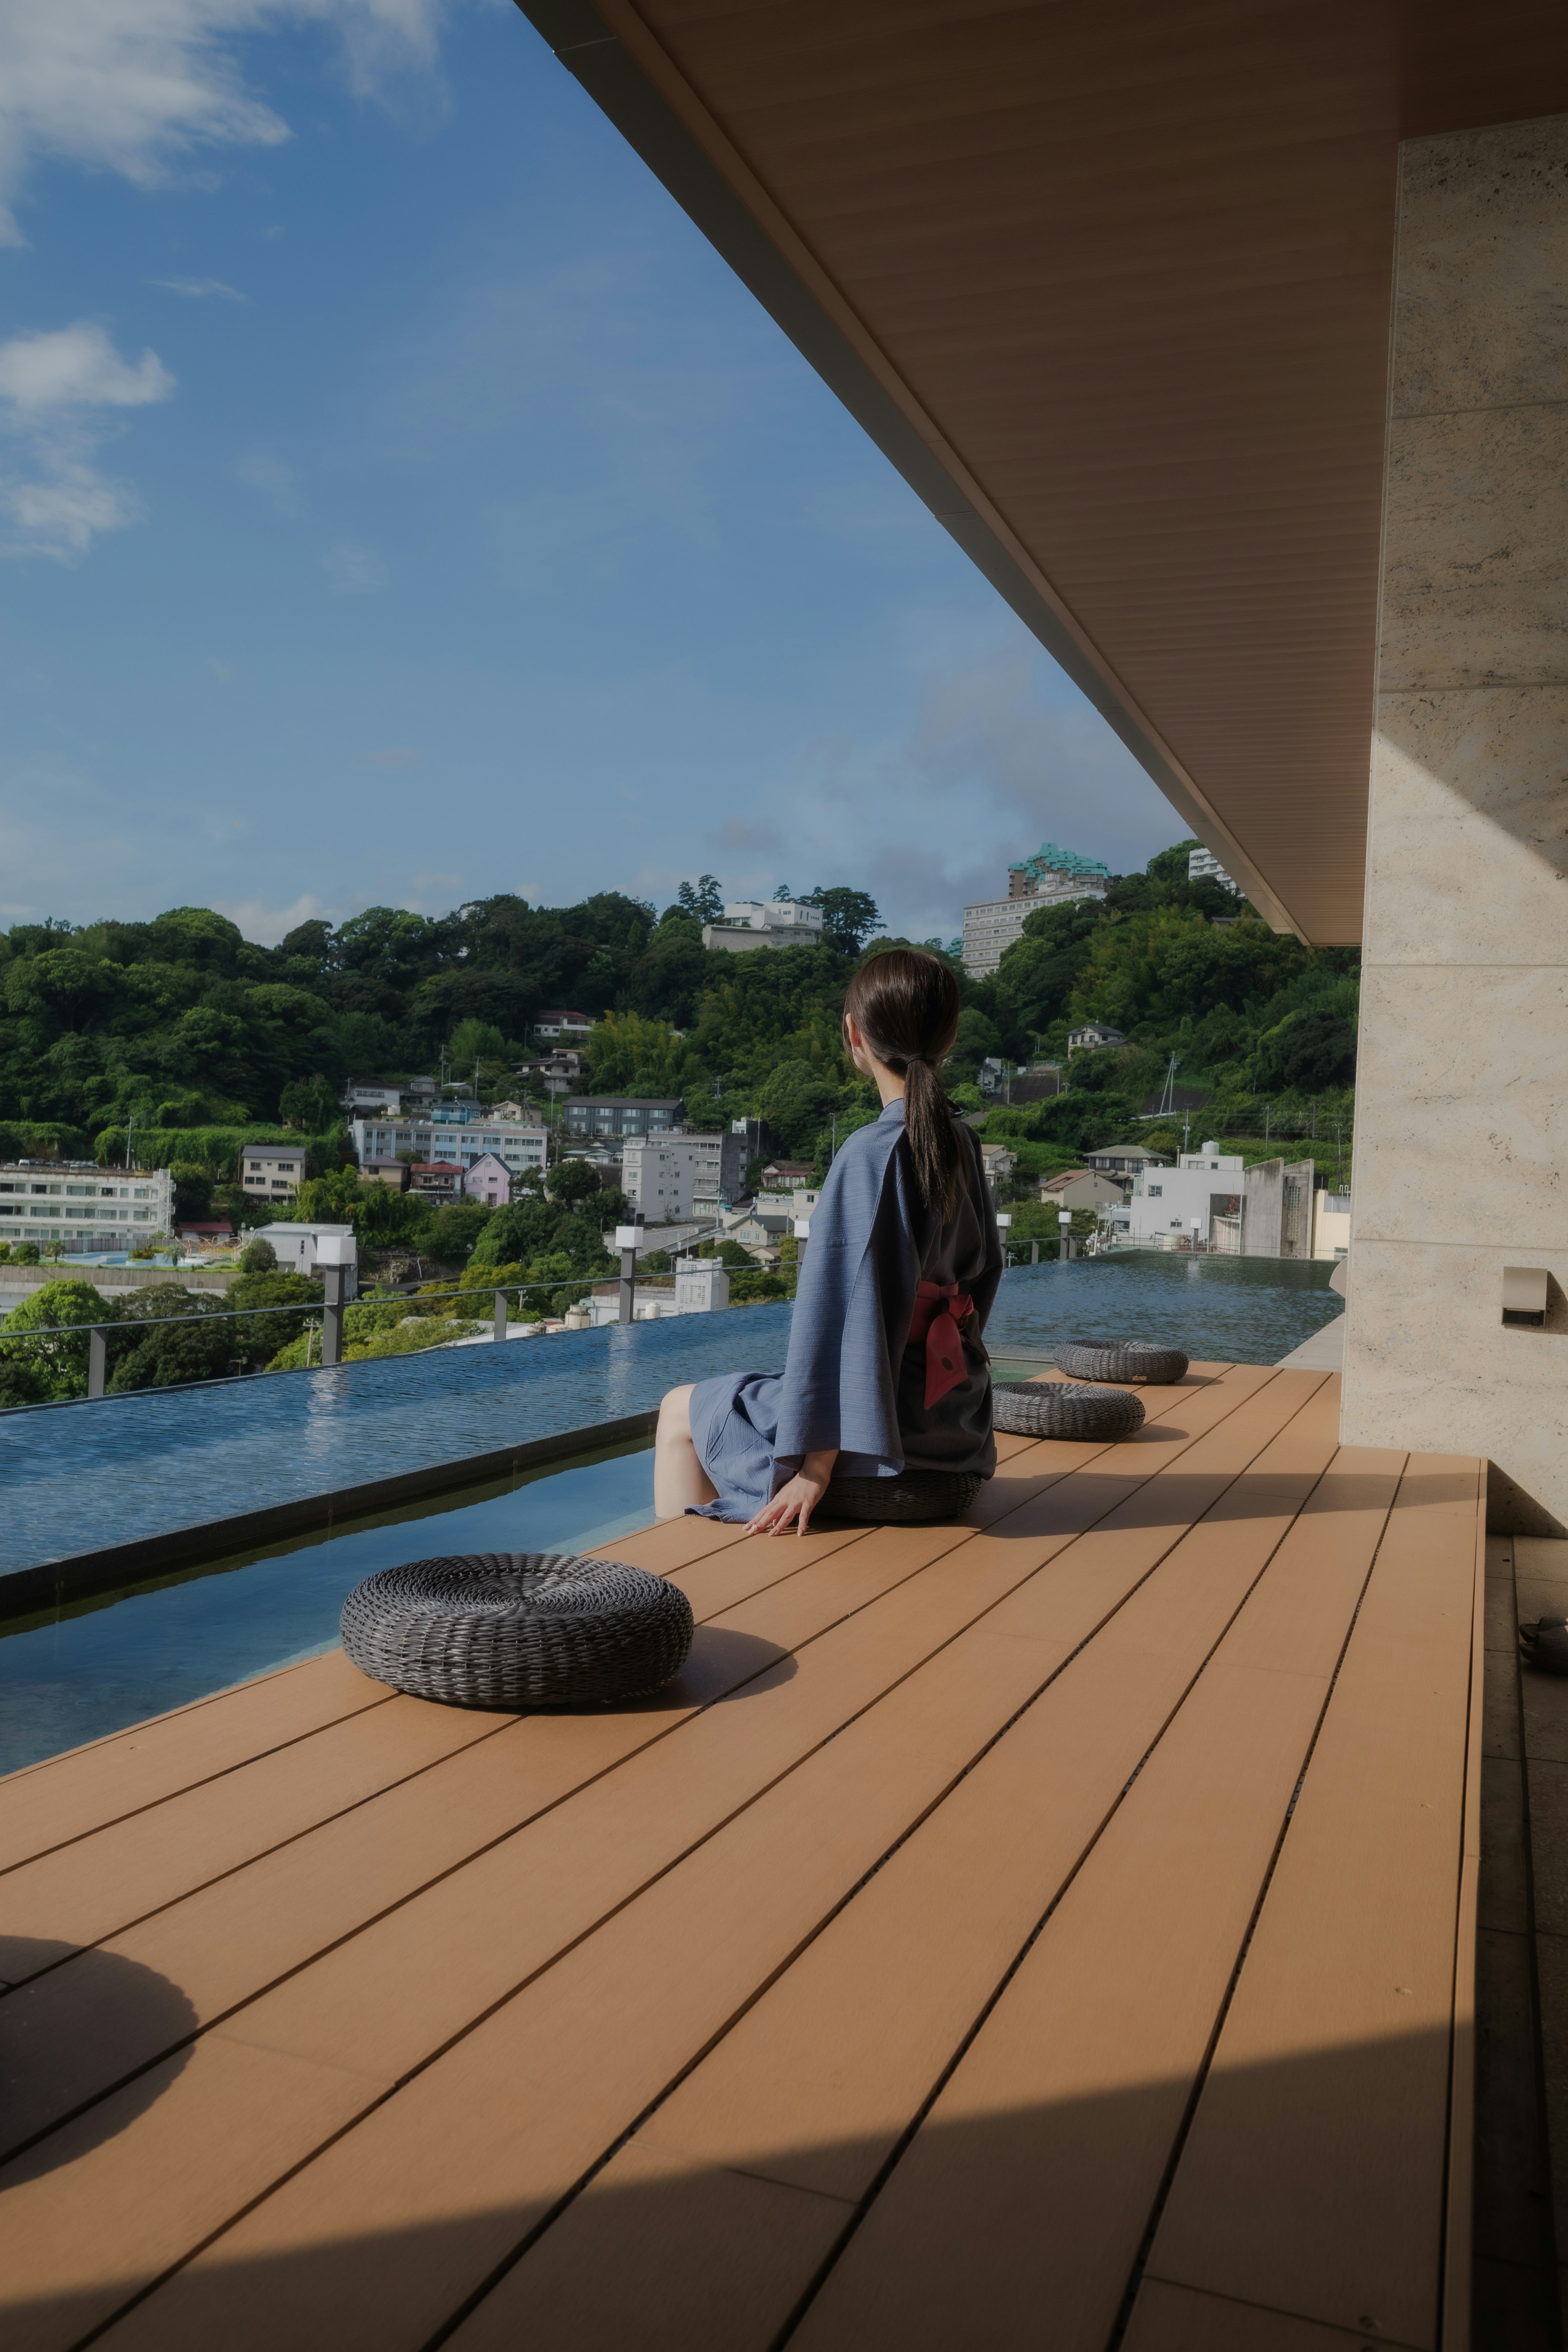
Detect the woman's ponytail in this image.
<box><xmin>842</xmin><ymin>949</ymin><xmax>965</xmax><ymax>1222</ymax></box>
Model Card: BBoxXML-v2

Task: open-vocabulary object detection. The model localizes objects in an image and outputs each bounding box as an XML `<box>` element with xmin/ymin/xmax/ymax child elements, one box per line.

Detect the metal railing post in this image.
<box><xmin>88</xmin><ymin>1325</ymin><xmax>106</xmax><ymax>1400</ymax></box>
<box><xmin>321</xmin><ymin>1263</ymin><xmax>345</xmax><ymax>1366</ymax></box>
<box><xmin>793</xmin><ymin>1216</ymin><xmax>811</xmax><ymax>1283</ymax></box>
<box><xmin>494</xmin><ymin>1288</ymin><xmax>507</xmax><ymax>1343</ymax></box>
<box><xmin>615</xmin><ymin>1223</ymin><xmax>639</xmax><ymax>1324</ymax></box>
<box><xmin>1031</xmin><ymin>1239</ymin><xmax>1040</xmax><ymax>1266</ymax></box>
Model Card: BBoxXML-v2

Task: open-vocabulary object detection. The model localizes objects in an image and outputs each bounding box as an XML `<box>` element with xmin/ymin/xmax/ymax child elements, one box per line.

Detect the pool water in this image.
<box><xmin>0</xmin><ymin>1441</ymin><xmax>656</xmax><ymax>1776</ymax></box>
<box><xmin>0</xmin><ymin>1253</ymin><xmax>1344</xmax><ymax>1776</ymax></box>
<box><xmin>985</xmin><ymin>1250</ymin><xmax>1341</xmax><ymax>1365</ymax></box>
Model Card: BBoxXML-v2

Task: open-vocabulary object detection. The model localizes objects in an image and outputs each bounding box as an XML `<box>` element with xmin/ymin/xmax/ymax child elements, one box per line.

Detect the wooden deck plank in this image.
<box><xmin>427</xmin><ymin>1382</ymin><xmax>1346</xmax><ymax>2352</ymax></box>
<box><xmin>1122</xmin><ymin>2277</ymin><xmax>1413</xmax><ymax>2347</ymax></box>
<box><xmin>781</xmin><ymin>1442</ymin><xmax>1409</xmax><ymax>2352</ymax></box>
<box><xmin>1136</xmin><ymin>1454</ymin><xmax>1483</xmax><ymax>2349</ymax></box>
<box><xmin>0</xmin><ymin>1367</ymin><xmax>1479</xmax><ymax>2352</ymax></box>
<box><xmin>0</xmin><ymin>1698</ymin><xmax>516</xmax><ymax>1987</ymax></box>
<box><xmin>0</xmin><ymin>1530</ymin><xmax>882</xmax><ymax>1996</ymax></box>
<box><xmin>0</xmin><ymin>1650</ymin><xmax>393</xmax><ymax>1875</ymax></box>
<box><xmin>4</xmin><ymin>1368</ymin><xmax>1265</xmax><ymax>2138</ymax></box>
<box><xmin>63</xmin><ymin>1376</ymin><xmax>1326</xmax><ymax>2349</ymax></box>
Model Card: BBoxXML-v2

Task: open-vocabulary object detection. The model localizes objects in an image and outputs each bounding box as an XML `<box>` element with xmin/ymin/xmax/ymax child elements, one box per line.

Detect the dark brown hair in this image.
<box><xmin>843</xmin><ymin>948</ymin><xmax>965</xmax><ymax>1221</ymax></box>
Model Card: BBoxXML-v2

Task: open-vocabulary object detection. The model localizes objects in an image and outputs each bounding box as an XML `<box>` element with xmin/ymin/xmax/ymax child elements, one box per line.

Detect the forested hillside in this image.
<box><xmin>0</xmin><ymin>842</ymin><xmax>1357</xmax><ymax>1180</ymax></box>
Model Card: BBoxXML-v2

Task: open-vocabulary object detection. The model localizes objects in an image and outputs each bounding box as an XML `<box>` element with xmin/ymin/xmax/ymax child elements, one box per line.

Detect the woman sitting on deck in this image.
<box><xmin>655</xmin><ymin>947</ymin><xmax>1003</xmax><ymax>1534</ymax></box>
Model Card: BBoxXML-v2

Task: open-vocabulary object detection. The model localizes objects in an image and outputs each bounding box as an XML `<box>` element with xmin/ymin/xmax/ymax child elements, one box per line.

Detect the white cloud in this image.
<box><xmin>0</xmin><ymin>321</ymin><xmax>173</xmax><ymax>412</ymax></box>
<box><xmin>151</xmin><ymin>275</ymin><xmax>247</xmax><ymax>301</ymax></box>
<box><xmin>322</xmin><ymin>540</ymin><xmax>388</xmax><ymax>592</ymax></box>
<box><xmin>211</xmin><ymin>889</ymin><xmax>333</xmax><ymax>945</ymax></box>
<box><xmin>232</xmin><ymin>448</ymin><xmax>301</xmax><ymax>512</ymax></box>
<box><xmin>357</xmin><ymin>743</ymin><xmax>423</xmax><ymax>769</ymax></box>
<box><xmin>0</xmin><ymin>321</ymin><xmax>176</xmax><ymax>561</ymax></box>
<box><xmin>0</xmin><ymin>0</ymin><xmax>450</xmax><ymax>245</ymax></box>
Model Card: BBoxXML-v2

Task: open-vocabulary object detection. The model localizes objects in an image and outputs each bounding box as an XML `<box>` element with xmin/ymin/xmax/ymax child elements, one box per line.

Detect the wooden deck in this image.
<box><xmin>0</xmin><ymin>1363</ymin><xmax>1486</xmax><ymax>2351</ymax></box>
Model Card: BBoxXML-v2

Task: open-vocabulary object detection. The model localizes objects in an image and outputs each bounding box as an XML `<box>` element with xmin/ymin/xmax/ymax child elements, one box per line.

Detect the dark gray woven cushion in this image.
<box><xmin>340</xmin><ymin>1552</ymin><xmax>694</xmax><ymax>1709</ymax></box>
<box><xmin>820</xmin><ymin>1468</ymin><xmax>983</xmax><ymax>1524</ymax></box>
<box><xmin>993</xmin><ymin>1379</ymin><xmax>1145</xmax><ymax>1440</ymax></box>
<box><xmin>1520</xmin><ymin>1617</ymin><xmax>1568</xmax><ymax>1674</ymax></box>
<box><xmin>1051</xmin><ymin>1340</ymin><xmax>1190</xmax><ymax>1385</ymax></box>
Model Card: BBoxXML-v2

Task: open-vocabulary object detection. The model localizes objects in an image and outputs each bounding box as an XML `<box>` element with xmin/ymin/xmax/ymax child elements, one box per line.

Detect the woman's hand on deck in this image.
<box><xmin>748</xmin><ymin>1451</ymin><xmax>838</xmax><ymax>1537</ymax></box>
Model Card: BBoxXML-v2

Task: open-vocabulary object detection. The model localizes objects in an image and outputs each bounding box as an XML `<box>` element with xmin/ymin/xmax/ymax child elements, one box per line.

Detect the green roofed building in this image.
<box><xmin>962</xmin><ymin>841</ymin><xmax>1110</xmax><ymax>977</ymax></box>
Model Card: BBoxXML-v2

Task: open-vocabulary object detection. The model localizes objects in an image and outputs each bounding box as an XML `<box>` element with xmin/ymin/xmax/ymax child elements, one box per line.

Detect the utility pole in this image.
<box><xmin>1264</xmin><ymin>1101</ymin><xmax>1272</xmax><ymax>1147</ymax></box>
<box><xmin>125</xmin><ymin>1115</ymin><xmax>134</xmax><ymax>1172</ymax></box>
<box><xmin>1181</xmin><ymin>1111</ymin><xmax>1192</xmax><ymax>1152</ymax></box>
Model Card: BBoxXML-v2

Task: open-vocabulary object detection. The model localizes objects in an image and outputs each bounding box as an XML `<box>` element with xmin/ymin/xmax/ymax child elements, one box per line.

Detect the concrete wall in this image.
<box><xmin>1342</xmin><ymin>116</ymin><xmax>1568</xmax><ymax>1532</ymax></box>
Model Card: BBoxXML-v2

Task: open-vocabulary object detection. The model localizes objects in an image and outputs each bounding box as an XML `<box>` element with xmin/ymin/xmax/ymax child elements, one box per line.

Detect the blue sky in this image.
<box><xmin>0</xmin><ymin>0</ymin><xmax>1178</xmax><ymax>946</ymax></box>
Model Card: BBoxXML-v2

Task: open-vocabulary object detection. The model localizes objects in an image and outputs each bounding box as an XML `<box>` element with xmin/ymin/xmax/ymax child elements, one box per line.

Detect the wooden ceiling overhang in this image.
<box><xmin>516</xmin><ymin>0</ymin><xmax>1568</xmax><ymax>940</ymax></box>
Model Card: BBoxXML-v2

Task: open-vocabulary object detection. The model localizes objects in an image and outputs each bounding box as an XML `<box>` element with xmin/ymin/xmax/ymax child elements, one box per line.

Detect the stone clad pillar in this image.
<box><xmin>1341</xmin><ymin>117</ymin><xmax>1568</xmax><ymax>1531</ymax></box>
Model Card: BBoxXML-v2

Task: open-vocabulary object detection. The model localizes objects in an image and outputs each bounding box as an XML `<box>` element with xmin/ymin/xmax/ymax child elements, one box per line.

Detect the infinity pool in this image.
<box><xmin>0</xmin><ymin>1439</ymin><xmax>656</xmax><ymax>1775</ymax></box>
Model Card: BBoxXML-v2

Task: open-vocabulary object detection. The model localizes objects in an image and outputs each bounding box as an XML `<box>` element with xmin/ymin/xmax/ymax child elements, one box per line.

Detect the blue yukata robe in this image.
<box><xmin>686</xmin><ymin>1099</ymin><xmax>1003</xmax><ymax>1521</ymax></box>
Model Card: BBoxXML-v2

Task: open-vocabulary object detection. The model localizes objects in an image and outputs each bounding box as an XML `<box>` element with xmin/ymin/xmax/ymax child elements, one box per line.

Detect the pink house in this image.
<box><xmin>461</xmin><ymin>1152</ymin><xmax>512</xmax><ymax>1208</ymax></box>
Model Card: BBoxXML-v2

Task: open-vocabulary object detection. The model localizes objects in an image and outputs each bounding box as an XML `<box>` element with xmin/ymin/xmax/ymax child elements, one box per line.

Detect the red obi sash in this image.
<box><xmin>908</xmin><ymin>1280</ymin><xmax>975</xmax><ymax>1410</ymax></box>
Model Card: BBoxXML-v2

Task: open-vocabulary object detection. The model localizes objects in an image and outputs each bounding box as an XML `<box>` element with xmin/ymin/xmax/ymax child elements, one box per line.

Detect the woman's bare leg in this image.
<box><xmin>654</xmin><ymin>1385</ymin><xmax>718</xmax><ymax>1519</ymax></box>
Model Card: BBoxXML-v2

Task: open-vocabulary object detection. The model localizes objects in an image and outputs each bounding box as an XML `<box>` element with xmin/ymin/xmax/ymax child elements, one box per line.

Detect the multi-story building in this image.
<box><xmin>621</xmin><ymin>1130</ymin><xmax>749</xmax><ymax>1223</ymax></box>
<box><xmin>241</xmin><ymin>1143</ymin><xmax>307</xmax><ymax>1203</ymax></box>
<box><xmin>702</xmin><ymin>898</ymin><xmax>826</xmax><ymax>955</ymax></box>
<box><xmin>349</xmin><ymin>1115</ymin><xmax>547</xmax><ymax>1185</ymax></box>
<box><xmin>559</xmin><ymin>1097</ymin><xmax>684</xmax><ymax>1147</ymax></box>
<box><xmin>961</xmin><ymin>842</ymin><xmax>1110</xmax><ymax>976</ymax></box>
<box><xmin>534</xmin><ymin>1011</ymin><xmax>593</xmax><ymax>1042</ymax></box>
<box><xmin>0</xmin><ymin>1162</ymin><xmax>174</xmax><ymax>1252</ymax></box>
<box><xmin>1119</xmin><ymin>1144</ymin><xmax>1247</xmax><ymax>1249</ymax></box>
<box><xmin>343</xmin><ymin>1084</ymin><xmax>403</xmax><ymax>1116</ymax></box>
<box><xmin>409</xmin><ymin>1161</ymin><xmax>461</xmax><ymax>1202</ymax></box>
<box><xmin>1187</xmin><ymin>846</ymin><xmax>1240</xmax><ymax>892</ymax></box>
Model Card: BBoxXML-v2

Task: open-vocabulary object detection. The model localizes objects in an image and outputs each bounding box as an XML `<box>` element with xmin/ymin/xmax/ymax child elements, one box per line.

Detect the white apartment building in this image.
<box><xmin>1118</xmin><ymin>1143</ymin><xmax>1246</xmax><ymax>1247</ymax></box>
<box><xmin>1187</xmin><ymin>846</ymin><xmax>1241</xmax><ymax>891</ymax></box>
<box><xmin>350</xmin><ymin>1115</ymin><xmax>547</xmax><ymax>1184</ymax></box>
<box><xmin>621</xmin><ymin>1134</ymin><xmax>740</xmax><ymax>1223</ymax></box>
<box><xmin>0</xmin><ymin>1163</ymin><xmax>174</xmax><ymax>1250</ymax></box>
<box><xmin>702</xmin><ymin>898</ymin><xmax>825</xmax><ymax>955</ymax></box>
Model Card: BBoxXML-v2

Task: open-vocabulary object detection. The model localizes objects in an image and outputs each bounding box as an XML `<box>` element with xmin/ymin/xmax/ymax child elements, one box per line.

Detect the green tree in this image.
<box><xmin>227</xmin><ymin>1270</ymin><xmax>322</xmax><ymax>1364</ymax></box>
<box><xmin>676</xmin><ymin>875</ymin><xmax>724</xmax><ymax>923</ymax></box>
<box><xmin>448</xmin><ymin>1016</ymin><xmax>510</xmax><ymax>1071</ymax></box>
<box><xmin>804</xmin><ymin>886</ymin><xmax>883</xmax><ymax>954</ymax></box>
<box><xmin>108</xmin><ymin>1284</ymin><xmax>236</xmax><ymax>1392</ymax></box>
<box><xmin>425</xmin><ymin>1200</ymin><xmax>492</xmax><ymax>1265</ymax></box>
<box><xmin>239</xmin><ymin>1236</ymin><xmax>278</xmax><ymax>1272</ymax></box>
<box><xmin>0</xmin><ymin>1281</ymin><xmax>120</xmax><ymax>1401</ymax></box>
<box><xmin>546</xmin><ymin>1157</ymin><xmax>604</xmax><ymax>1209</ymax></box>
<box><xmin>169</xmin><ymin>1160</ymin><xmax>214</xmax><ymax>1222</ymax></box>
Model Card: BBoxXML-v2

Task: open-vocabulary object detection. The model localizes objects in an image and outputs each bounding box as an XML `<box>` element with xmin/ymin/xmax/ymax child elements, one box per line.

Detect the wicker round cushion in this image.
<box><xmin>1051</xmin><ymin>1340</ymin><xmax>1190</xmax><ymax>1385</ymax></box>
<box><xmin>820</xmin><ymin>1468</ymin><xmax>983</xmax><ymax>1524</ymax></box>
<box><xmin>993</xmin><ymin>1379</ymin><xmax>1145</xmax><ymax>1440</ymax></box>
<box><xmin>1520</xmin><ymin>1617</ymin><xmax>1568</xmax><ymax>1675</ymax></box>
<box><xmin>340</xmin><ymin>1552</ymin><xmax>694</xmax><ymax>1709</ymax></box>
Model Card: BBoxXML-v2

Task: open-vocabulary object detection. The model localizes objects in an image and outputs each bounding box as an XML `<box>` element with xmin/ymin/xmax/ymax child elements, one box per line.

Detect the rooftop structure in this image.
<box><xmin>1007</xmin><ymin>840</ymin><xmax>1111</xmax><ymax>899</ymax></box>
<box><xmin>703</xmin><ymin>898</ymin><xmax>826</xmax><ymax>955</ymax></box>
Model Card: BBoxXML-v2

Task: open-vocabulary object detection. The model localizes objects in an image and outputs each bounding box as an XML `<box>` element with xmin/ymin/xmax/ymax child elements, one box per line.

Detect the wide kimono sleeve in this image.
<box><xmin>768</xmin><ymin>1105</ymin><xmax>936</xmax><ymax>1483</ymax></box>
